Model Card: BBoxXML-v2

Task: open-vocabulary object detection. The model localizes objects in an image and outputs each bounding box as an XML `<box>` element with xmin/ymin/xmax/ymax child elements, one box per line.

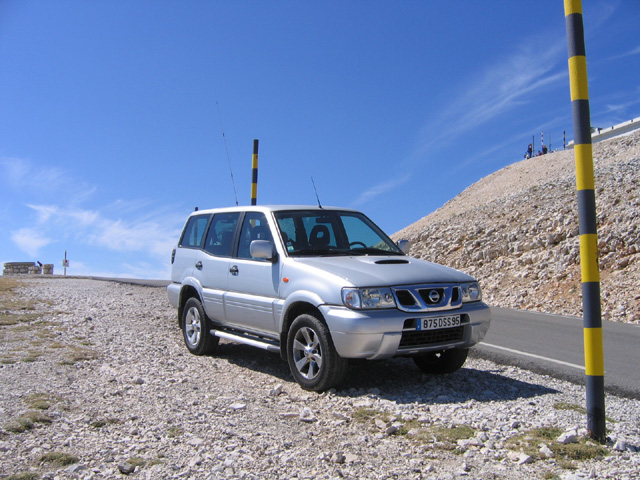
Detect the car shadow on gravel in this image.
<box><xmin>211</xmin><ymin>342</ymin><xmax>559</xmax><ymax>405</ymax></box>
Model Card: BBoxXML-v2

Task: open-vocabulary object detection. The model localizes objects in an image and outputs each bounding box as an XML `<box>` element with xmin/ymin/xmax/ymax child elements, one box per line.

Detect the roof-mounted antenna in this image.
<box><xmin>216</xmin><ymin>102</ymin><xmax>239</xmax><ymax>206</ymax></box>
<box><xmin>311</xmin><ymin>177</ymin><xmax>323</xmax><ymax>208</ymax></box>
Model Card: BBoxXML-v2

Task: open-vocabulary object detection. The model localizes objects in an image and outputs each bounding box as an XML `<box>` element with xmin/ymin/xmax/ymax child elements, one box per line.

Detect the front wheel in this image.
<box><xmin>287</xmin><ymin>313</ymin><xmax>348</xmax><ymax>392</ymax></box>
<box><xmin>181</xmin><ymin>297</ymin><xmax>219</xmax><ymax>355</ymax></box>
<box><xmin>413</xmin><ymin>348</ymin><xmax>468</xmax><ymax>374</ymax></box>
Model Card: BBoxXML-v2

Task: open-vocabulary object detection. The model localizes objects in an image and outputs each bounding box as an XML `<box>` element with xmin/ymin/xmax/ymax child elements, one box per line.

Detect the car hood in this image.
<box><xmin>292</xmin><ymin>255</ymin><xmax>476</xmax><ymax>287</ymax></box>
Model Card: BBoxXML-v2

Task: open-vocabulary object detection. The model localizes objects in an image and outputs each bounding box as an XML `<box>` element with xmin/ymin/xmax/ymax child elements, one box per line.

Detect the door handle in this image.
<box><xmin>229</xmin><ymin>265</ymin><xmax>239</xmax><ymax>275</ymax></box>
<box><xmin>195</xmin><ymin>261</ymin><xmax>203</xmax><ymax>270</ymax></box>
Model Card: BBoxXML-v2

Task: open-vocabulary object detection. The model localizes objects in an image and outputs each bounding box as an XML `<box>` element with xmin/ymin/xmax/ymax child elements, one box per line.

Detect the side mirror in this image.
<box><xmin>250</xmin><ymin>240</ymin><xmax>277</xmax><ymax>262</ymax></box>
<box><xmin>397</xmin><ymin>239</ymin><xmax>411</xmax><ymax>254</ymax></box>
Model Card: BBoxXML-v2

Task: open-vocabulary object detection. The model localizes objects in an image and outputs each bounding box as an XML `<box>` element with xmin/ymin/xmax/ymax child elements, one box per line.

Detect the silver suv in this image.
<box><xmin>168</xmin><ymin>205</ymin><xmax>491</xmax><ymax>391</ymax></box>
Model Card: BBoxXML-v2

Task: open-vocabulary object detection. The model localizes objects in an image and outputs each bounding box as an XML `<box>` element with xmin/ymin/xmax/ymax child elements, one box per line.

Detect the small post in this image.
<box><xmin>63</xmin><ymin>250</ymin><xmax>69</xmax><ymax>276</ymax></box>
<box><xmin>251</xmin><ymin>139</ymin><xmax>259</xmax><ymax>206</ymax></box>
<box><xmin>564</xmin><ymin>0</ymin><xmax>606</xmax><ymax>442</ymax></box>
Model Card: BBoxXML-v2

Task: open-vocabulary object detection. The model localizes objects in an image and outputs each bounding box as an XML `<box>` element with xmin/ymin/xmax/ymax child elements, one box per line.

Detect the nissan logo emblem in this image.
<box><xmin>428</xmin><ymin>290</ymin><xmax>440</xmax><ymax>303</ymax></box>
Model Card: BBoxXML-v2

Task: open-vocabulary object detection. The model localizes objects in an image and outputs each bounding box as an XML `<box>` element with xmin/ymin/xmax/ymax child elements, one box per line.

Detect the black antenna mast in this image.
<box><xmin>216</xmin><ymin>102</ymin><xmax>239</xmax><ymax>206</ymax></box>
<box><xmin>311</xmin><ymin>177</ymin><xmax>322</xmax><ymax>208</ymax></box>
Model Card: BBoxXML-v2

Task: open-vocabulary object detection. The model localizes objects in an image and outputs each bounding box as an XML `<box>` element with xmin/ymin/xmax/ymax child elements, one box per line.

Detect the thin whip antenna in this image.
<box><xmin>216</xmin><ymin>102</ymin><xmax>239</xmax><ymax>206</ymax></box>
<box><xmin>311</xmin><ymin>177</ymin><xmax>322</xmax><ymax>208</ymax></box>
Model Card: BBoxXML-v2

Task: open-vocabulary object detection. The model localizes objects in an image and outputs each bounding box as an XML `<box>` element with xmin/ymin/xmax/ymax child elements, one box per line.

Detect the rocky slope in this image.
<box><xmin>394</xmin><ymin>130</ymin><xmax>640</xmax><ymax>324</ymax></box>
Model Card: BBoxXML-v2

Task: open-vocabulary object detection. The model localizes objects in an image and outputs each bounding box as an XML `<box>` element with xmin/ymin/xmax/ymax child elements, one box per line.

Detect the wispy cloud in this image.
<box><xmin>23</xmin><ymin>204</ymin><xmax>182</xmax><ymax>259</ymax></box>
<box><xmin>0</xmin><ymin>157</ymin><xmax>96</xmax><ymax>204</ymax></box>
<box><xmin>416</xmin><ymin>33</ymin><xmax>568</xmax><ymax>155</ymax></box>
<box><xmin>352</xmin><ymin>32</ymin><xmax>571</xmax><ymax>207</ymax></box>
<box><xmin>613</xmin><ymin>45</ymin><xmax>640</xmax><ymax>59</ymax></box>
<box><xmin>351</xmin><ymin>174</ymin><xmax>412</xmax><ymax>207</ymax></box>
<box><xmin>11</xmin><ymin>228</ymin><xmax>53</xmax><ymax>257</ymax></box>
<box><xmin>11</xmin><ymin>205</ymin><xmax>184</xmax><ymax>263</ymax></box>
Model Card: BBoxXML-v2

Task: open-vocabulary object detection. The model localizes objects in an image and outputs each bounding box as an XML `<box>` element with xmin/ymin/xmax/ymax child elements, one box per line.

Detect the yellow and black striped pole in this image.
<box><xmin>564</xmin><ymin>0</ymin><xmax>605</xmax><ymax>442</ymax></box>
<box><xmin>251</xmin><ymin>139</ymin><xmax>259</xmax><ymax>206</ymax></box>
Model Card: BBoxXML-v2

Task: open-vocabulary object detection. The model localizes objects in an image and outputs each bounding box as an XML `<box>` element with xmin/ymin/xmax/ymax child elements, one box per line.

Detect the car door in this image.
<box><xmin>224</xmin><ymin>211</ymin><xmax>281</xmax><ymax>336</ymax></box>
<box><xmin>172</xmin><ymin>213</ymin><xmax>211</xmax><ymax>283</ymax></box>
<box><xmin>193</xmin><ymin>212</ymin><xmax>240</xmax><ymax>323</ymax></box>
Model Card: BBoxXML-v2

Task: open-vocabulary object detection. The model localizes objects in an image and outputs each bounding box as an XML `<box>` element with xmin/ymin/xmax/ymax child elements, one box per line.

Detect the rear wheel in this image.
<box><xmin>413</xmin><ymin>348</ymin><xmax>468</xmax><ymax>374</ymax></box>
<box><xmin>182</xmin><ymin>297</ymin><xmax>219</xmax><ymax>355</ymax></box>
<box><xmin>287</xmin><ymin>313</ymin><xmax>348</xmax><ymax>392</ymax></box>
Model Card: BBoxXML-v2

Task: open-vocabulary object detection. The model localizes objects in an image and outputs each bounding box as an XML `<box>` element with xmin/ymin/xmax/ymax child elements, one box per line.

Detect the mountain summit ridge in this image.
<box><xmin>394</xmin><ymin>130</ymin><xmax>640</xmax><ymax>324</ymax></box>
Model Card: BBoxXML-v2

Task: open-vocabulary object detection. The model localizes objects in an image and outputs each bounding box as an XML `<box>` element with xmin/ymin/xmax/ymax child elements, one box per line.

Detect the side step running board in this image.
<box><xmin>212</xmin><ymin>330</ymin><xmax>281</xmax><ymax>353</ymax></box>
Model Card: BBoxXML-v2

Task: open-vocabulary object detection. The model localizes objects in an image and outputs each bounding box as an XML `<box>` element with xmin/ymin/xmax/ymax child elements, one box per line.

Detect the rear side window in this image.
<box><xmin>179</xmin><ymin>215</ymin><xmax>211</xmax><ymax>248</ymax></box>
<box><xmin>204</xmin><ymin>212</ymin><xmax>240</xmax><ymax>257</ymax></box>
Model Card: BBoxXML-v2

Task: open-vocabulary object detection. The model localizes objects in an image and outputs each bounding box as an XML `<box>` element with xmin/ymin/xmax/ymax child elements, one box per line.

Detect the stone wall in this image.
<box><xmin>3</xmin><ymin>262</ymin><xmax>54</xmax><ymax>276</ymax></box>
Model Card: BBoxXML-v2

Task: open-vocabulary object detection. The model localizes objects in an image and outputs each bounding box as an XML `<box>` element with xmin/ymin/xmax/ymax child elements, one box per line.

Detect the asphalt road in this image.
<box><xmin>62</xmin><ymin>276</ymin><xmax>640</xmax><ymax>399</ymax></box>
<box><xmin>473</xmin><ymin>307</ymin><xmax>640</xmax><ymax>399</ymax></box>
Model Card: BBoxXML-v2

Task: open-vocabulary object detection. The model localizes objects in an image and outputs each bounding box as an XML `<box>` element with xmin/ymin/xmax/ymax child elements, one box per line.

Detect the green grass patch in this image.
<box><xmin>352</xmin><ymin>407</ymin><xmax>382</xmax><ymax>423</ymax></box>
<box><xmin>6</xmin><ymin>472</ymin><xmax>40</xmax><ymax>480</ymax></box>
<box><xmin>39</xmin><ymin>451</ymin><xmax>79</xmax><ymax>467</ymax></box>
<box><xmin>428</xmin><ymin>425</ymin><xmax>476</xmax><ymax>444</ymax></box>
<box><xmin>90</xmin><ymin>417</ymin><xmax>120</xmax><ymax>428</ymax></box>
<box><xmin>60</xmin><ymin>346</ymin><xmax>99</xmax><ymax>364</ymax></box>
<box><xmin>542</xmin><ymin>472</ymin><xmax>561</xmax><ymax>480</ymax></box>
<box><xmin>0</xmin><ymin>312</ymin><xmax>40</xmax><ymax>326</ymax></box>
<box><xmin>147</xmin><ymin>457</ymin><xmax>164</xmax><ymax>467</ymax></box>
<box><xmin>5</xmin><ymin>417</ymin><xmax>34</xmax><ymax>433</ymax></box>
<box><xmin>167</xmin><ymin>426</ymin><xmax>184</xmax><ymax>437</ymax></box>
<box><xmin>24</xmin><ymin>410</ymin><xmax>53</xmax><ymax>424</ymax></box>
<box><xmin>554</xmin><ymin>402</ymin><xmax>587</xmax><ymax>415</ymax></box>
<box><xmin>352</xmin><ymin>406</ymin><xmax>475</xmax><ymax>448</ymax></box>
<box><xmin>554</xmin><ymin>402</ymin><xmax>616</xmax><ymax>424</ymax></box>
<box><xmin>4</xmin><ymin>409</ymin><xmax>53</xmax><ymax>433</ymax></box>
<box><xmin>25</xmin><ymin>392</ymin><xmax>61</xmax><ymax>410</ymax></box>
<box><xmin>505</xmin><ymin>427</ymin><xmax>609</xmax><ymax>465</ymax></box>
<box><xmin>127</xmin><ymin>456</ymin><xmax>146</xmax><ymax>467</ymax></box>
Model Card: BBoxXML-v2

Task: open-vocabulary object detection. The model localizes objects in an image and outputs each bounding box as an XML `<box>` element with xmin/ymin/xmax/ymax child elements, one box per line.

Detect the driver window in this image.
<box><xmin>237</xmin><ymin>212</ymin><xmax>273</xmax><ymax>260</ymax></box>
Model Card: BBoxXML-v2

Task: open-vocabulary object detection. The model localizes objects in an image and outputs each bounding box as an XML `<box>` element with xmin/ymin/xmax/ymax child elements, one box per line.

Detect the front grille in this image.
<box><xmin>399</xmin><ymin>326</ymin><xmax>464</xmax><ymax>348</ymax></box>
<box><xmin>393</xmin><ymin>284</ymin><xmax>462</xmax><ymax>313</ymax></box>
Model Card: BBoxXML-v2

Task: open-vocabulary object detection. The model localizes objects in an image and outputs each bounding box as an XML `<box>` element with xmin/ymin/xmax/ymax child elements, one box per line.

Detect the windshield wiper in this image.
<box><xmin>349</xmin><ymin>248</ymin><xmax>404</xmax><ymax>256</ymax></box>
<box><xmin>291</xmin><ymin>248</ymin><xmax>352</xmax><ymax>257</ymax></box>
<box><xmin>291</xmin><ymin>247</ymin><xmax>403</xmax><ymax>257</ymax></box>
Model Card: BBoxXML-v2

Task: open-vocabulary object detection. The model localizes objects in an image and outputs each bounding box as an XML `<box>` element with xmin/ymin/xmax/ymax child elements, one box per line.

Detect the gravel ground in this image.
<box><xmin>1</xmin><ymin>277</ymin><xmax>639</xmax><ymax>479</ymax></box>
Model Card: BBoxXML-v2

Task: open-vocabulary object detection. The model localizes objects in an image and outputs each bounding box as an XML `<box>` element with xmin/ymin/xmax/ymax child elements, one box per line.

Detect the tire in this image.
<box><xmin>181</xmin><ymin>297</ymin><xmax>219</xmax><ymax>355</ymax></box>
<box><xmin>287</xmin><ymin>313</ymin><xmax>348</xmax><ymax>392</ymax></box>
<box><xmin>413</xmin><ymin>348</ymin><xmax>469</xmax><ymax>374</ymax></box>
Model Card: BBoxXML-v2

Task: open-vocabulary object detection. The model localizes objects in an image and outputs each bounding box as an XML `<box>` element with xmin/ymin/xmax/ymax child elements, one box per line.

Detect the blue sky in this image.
<box><xmin>1</xmin><ymin>1</ymin><xmax>638</xmax><ymax>279</ymax></box>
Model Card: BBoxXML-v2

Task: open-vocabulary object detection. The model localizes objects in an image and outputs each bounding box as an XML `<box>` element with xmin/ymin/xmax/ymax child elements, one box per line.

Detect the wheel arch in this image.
<box><xmin>279</xmin><ymin>301</ymin><xmax>323</xmax><ymax>360</ymax></box>
<box><xmin>177</xmin><ymin>284</ymin><xmax>202</xmax><ymax>327</ymax></box>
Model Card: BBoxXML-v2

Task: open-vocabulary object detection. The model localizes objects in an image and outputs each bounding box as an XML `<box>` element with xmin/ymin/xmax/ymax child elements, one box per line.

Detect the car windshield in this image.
<box><xmin>274</xmin><ymin>210</ymin><xmax>404</xmax><ymax>257</ymax></box>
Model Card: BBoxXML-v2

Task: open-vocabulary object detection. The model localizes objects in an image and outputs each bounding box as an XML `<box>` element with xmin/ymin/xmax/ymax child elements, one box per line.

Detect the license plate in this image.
<box><xmin>417</xmin><ymin>315</ymin><xmax>461</xmax><ymax>331</ymax></box>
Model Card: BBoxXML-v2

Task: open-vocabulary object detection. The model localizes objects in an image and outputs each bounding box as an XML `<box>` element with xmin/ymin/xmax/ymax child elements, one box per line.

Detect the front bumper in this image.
<box><xmin>319</xmin><ymin>302</ymin><xmax>491</xmax><ymax>360</ymax></box>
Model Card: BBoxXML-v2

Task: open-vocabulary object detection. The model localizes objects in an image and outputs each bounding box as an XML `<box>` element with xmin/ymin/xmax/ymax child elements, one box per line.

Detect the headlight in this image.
<box><xmin>342</xmin><ymin>287</ymin><xmax>396</xmax><ymax>309</ymax></box>
<box><xmin>461</xmin><ymin>282</ymin><xmax>482</xmax><ymax>302</ymax></box>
